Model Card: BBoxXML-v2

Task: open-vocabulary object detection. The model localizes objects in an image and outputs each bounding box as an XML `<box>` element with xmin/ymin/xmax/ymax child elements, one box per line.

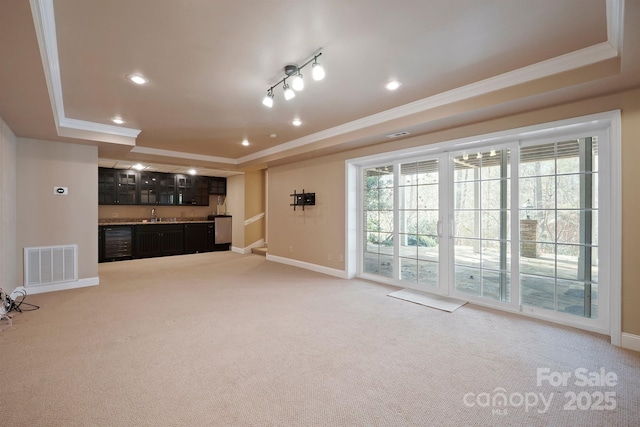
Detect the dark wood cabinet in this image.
<box><xmin>116</xmin><ymin>170</ymin><xmax>138</xmax><ymax>204</ymax></box>
<box><xmin>99</xmin><ymin>168</ymin><xmax>138</xmax><ymax>205</ymax></box>
<box><xmin>184</xmin><ymin>223</ymin><xmax>209</xmax><ymax>254</ymax></box>
<box><xmin>209</xmin><ymin>177</ymin><xmax>227</xmax><ymax>195</ymax></box>
<box><xmin>98</xmin><ymin>168</ymin><xmax>117</xmax><ymax>204</ymax></box>
<box><xmin>207</xmin><ymin>223</ymin><xmax>215</xmax><ymax>251</ymax></box>
<box><xmin>99</xmin><ymin>221</ymin><xmax>225</xmax><ymax>263</ymax></box>
<box><xmin>176</xmin><ymin>175</ymin><xmax>209</xmax><ymax>206</ymax></box>
<box><xmin>139</xmin><ymin>172</ymin><xmax>160</xmax><ymax>205</ymax></box>
<box><xmin>135</xmin><ymin>224</ymin><xmax>184</xmax><ymax>258</ymax></box>
<box><xmin>99</xmin><ymin>168</ymin><xmax>215</xmax><ymax>206</ymax></box>
<box><xmin>158</xmin><ymin>174</ymin><xmax>176</xmax><ymax>205</ymax></box>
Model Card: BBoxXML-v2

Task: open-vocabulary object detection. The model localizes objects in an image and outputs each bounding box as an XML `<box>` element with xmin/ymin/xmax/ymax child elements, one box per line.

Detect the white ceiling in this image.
<box><xmin>0</xmin><ymin>0</ymin><xmax>638</xmax><ymax>173</ymax></box>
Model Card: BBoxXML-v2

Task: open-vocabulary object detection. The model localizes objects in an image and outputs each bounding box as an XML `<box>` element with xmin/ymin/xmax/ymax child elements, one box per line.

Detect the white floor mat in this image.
<box><xmin>388</xmin><ymin>289</ymin><xmax>467</xmax><ymax>312</ymax></box>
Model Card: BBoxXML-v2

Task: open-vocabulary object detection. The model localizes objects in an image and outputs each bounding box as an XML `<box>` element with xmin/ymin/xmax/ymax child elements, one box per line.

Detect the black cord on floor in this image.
<box><xmin>10</xmin><ymin>294</ymin><xmax>39</xmax><ymax>312</ymax></box>
<box><xmin>9</xmin><ymin>293</ymin><xmax>40</xmax><ymax>313</ymax></box>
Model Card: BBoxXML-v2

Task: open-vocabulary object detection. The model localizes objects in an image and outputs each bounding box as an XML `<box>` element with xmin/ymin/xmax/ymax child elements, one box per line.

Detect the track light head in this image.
<box><xmin>291</xmin><ymin>73</ymin><xmax>304</xmax><ymax>91</ymax></box>
<box><xmin>283</xmin><ymin>81</ymin><xmax>295</xmax><ymax>100</ymax></box>
<box><xmin>312</xmin><ymin>56</ymin><xmax>325</xmax><ymax>81</ymax></box>
<box><xmin>262</xmin><ymin>89</ymin><xmax>274</xmax><ymax>108</ymax></box>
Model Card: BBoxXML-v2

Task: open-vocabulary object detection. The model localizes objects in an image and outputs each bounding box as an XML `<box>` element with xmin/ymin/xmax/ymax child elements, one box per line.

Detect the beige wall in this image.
<box><xmin>16</xmin><ymin>138</ymin><xmax>98</xmax><ymax>284</ymax></box>
<box><xmin>244</xmin><ymin>170</ymin><xmax>265</xmax><ymax>247</ymax></box>
<box><xmin>226</xmin><ymin>174</ymin><xmax>245</xmax><ymax>250</ymax></box>
<box><xmin>269</xmin><ymin>157</ymin><xmax>345</xmax><ymax>270</ymax></box>
<box><xmin>0</xmin><ymin>115</ymin><xmax>17</xmax><ymax>293</ymax></box>
<box><xmin>267</xmin><ymin>86</ymin><xmax>640</xmax><ymax>335</ymax></box>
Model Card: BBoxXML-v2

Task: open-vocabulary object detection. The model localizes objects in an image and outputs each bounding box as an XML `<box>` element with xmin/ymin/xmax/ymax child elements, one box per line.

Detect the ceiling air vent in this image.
<box><xmin>386</xmin><ymin>131</ymin><xmax>411</xmax><ymax>139</ymax></box>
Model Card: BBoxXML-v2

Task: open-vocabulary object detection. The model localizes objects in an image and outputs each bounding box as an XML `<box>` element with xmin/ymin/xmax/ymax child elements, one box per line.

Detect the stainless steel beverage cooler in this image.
<box><xmin>214</xmin><ymin>216</ymin><xmax>232</xmax><ymax>244</ymax></box>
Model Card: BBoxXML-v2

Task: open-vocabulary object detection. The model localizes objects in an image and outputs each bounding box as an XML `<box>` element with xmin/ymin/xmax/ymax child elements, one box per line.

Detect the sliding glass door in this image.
<box><xmin>362</xmin><ymin>156</ymin><xmax>446</xmax><ymax>293</ymax></box>
<box><xmin>518</xmin><ymin>137</ymin><xmax>599</xmax><ymax>318</ymax></box>
<box><xmin>452</xmin><ymin>147</ymin><xmax>511</xmax><ymax>302</ymax></box>
<box><xmin>357</xmin><ymin>120</ymin><xmax>610</xmax><ymax>331</ymax></box>
<box><xmin>398</xmin><ymin>159</ymin><xmax>441</xmax><ymax>289</ymax></box>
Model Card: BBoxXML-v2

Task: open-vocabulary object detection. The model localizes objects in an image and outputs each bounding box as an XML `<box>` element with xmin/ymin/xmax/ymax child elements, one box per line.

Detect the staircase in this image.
<box><xmin>251</xmin><ymin>244</ymin><xmax>267</xmax><ymax>256</ymax></box>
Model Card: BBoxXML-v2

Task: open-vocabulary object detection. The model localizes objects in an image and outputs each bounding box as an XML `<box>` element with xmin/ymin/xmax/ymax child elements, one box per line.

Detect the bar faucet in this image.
<box><xmin>151</xmin><ymin>208</ymin><xmax>156</xmax><ymax>220</ymax></box>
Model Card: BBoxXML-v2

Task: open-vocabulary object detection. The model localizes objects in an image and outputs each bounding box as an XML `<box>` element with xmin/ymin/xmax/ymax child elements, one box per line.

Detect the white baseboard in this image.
<box><xmin>231</xmin><ymin>246</ymin><xmax>244</xmax><ymax>254</ymax></box>
<box><xmin>25</xmin><ymin>277</ymin><xmax>99</xmax><ymax>295</ymax></box>
<box><xmin>620</xmin><ymin>333</ymin><xmax>640</xmax><ymax>352</ymax></box>
<box><xmin>266</xmin><ymin>254</ymin><xmax>348</xmax><ymax>279</ymax></box>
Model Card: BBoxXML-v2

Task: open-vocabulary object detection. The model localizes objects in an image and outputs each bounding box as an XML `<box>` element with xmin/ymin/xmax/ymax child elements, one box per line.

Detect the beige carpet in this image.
<box><xmin>1</xmin><ymin>252</ymin><xmax>638</xmax><ymax>426</ymax></box>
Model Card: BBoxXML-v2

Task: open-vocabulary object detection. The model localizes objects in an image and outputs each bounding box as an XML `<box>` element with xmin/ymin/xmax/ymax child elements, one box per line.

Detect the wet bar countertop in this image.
<box><xmin>98</xmin><ymin>217</ymin><xmax>214</xmax><ymax>226</ymax></box>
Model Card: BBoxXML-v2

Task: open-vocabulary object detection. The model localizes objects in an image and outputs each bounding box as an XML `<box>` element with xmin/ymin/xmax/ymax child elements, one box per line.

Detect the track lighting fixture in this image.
<box><xmin>262</xmin><ymin>52</ymin><xmax>324</xmax><ymax>107</ymax></box>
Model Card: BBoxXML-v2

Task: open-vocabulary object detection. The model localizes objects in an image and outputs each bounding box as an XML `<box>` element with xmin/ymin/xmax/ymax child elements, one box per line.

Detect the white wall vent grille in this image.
<box><xmin>24</xmin><ymin>245</ymin><xmax>78</xmax><ymax>287</ymax></box>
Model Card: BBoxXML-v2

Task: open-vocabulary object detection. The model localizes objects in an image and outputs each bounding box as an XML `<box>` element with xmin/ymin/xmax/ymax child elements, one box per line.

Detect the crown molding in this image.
<box><xmin>30</xmin><ymin>0</ymin><xmax>141</xmax><ymax>145</ymax></box>
<box><xmin>130</xmin><ymin>146</ymin><xmax>237</xmax><ymax>164</ymax></box>
<box><xmin>238</xmin><ymin>41</ymin><xmax>619</xmax><ymax>164</ymax></box>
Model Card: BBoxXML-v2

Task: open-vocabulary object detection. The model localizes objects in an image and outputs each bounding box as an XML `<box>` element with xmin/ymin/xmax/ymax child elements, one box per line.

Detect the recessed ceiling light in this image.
<box><xmin>133</xmin><ymin>163</ymin><xmax>145</xmax><ymax>171</ymax></box>
<box><xmin>292</xmin><ymin>118</ymin><xmax>302</xmax><ymax>126</ymax></box>
<box><xmin>112</xmin><ymin>117</ymin><xmax>125</xmax><ymax>125</ymax></box>
<box><xmin>126</xmin><ymin>73</ymin><xmax>148</xmax><ymax>85</ymax></box>
<box><xmin>242</xmin><ymin>139</ymin><xmax>250</xmax><ymax>146</ymax></box>
<box><xmin>189</xmin><ymin>169</ymin><xmax>197</xmax><ymax>175</ymax></box>
<box><xmin>270</xmin><ymin>134</ymin><xmax>277</xmax><ymax>138</ymax></box>
<box><xmin>386</xmin><ymin>80</ymin><xmax>402</xmax><ymax>91</ymax></box>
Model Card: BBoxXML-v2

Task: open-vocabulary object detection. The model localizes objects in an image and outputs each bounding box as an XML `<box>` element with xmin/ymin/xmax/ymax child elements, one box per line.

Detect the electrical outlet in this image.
<box><xmin>339</xmin><ymin>254</ymin><xmax>344</xmax><ymax>262</ymax></box>
<box><xmin>289</xmin><ymin>246</ymin><xmax>293</xmax><ymax>253</ymax></box>
<box><xmin>112</xmin><ymin>212</ymin><xmax>119</xmax><ymax>218</ymax></box>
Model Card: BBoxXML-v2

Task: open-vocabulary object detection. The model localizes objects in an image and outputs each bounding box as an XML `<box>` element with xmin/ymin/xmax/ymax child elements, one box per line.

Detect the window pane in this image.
<box><xmin>556</xmin><ymin>139</ymin><xmax>580</xmax><ymax>172</ymax></box>
<box><xmin>454</xmin><ymin>211</ymin><xmax>478</xmax><ymax>238</ymax></box>
<box><xmin>400</xmin><ymin>257</ymin><xmax>417</xmax><ymax>282</ymax></box>
<box><xmin>378</xmin><ymin>255</ymin><xmax>394</xmax><ymax>278</ymax></box>
<box><xmin>418</xmin><ymin>237</ymin><xmax>439</xmax><ymax>262</ymax></box>
<box><xmin>557</xmin><ymin>279</ymin><xmax>589</xmax><ymax>316</ymax></box>
<box><xmin>520</xmin><ymin>143</ymin><xmax>556</xmax><ymax>177</ymax></box>
<box><xmin>417</xmin><ymin>184</ymin><xmax>438</xmax><ymax>209</ymax></box>
<box><xmin>521</xmin><ymin>274</ymin><xmax>556</xmax><ymax>310</ymax></box>
<box><xmin>378</xmin><ymin>211</ymin><xmax>394</xmax><ymax>232</ymax></box>
<box><xmin>379</xmin><ymin>188</ymin><xmax>393</xmax><ymax>210</ymax></box>
<box><xmin>455</xmin><ymin>266</ymin><xmax>481</xmax><ymax>295</ymax></box>
<box><xmin>399</xmin><ymin>186</ymin><xmax>417</xmax><ymax>210</ymax></box>
<box><xmin>399</xmin><ymin>234</ymin><xmax>417</xmax><ymax>258</ymax></box>
<box><xmin>481</xmin><ymin>210</ymin><xmax>506</xmax><ymax>240</ymax></box>
<box><xmin>522</xmin><ymin>210</ymin><xmax>556</xmax><ymax>243</ymax></box>
<box><xmin>365</xmin><ymin>211</ymin><xmax>380</xmax><ymax>231</ymax></box>
<box><xmin>399</xmin><ymin>211</ymin><xmax>417</xmax><ymax>234</ymax></box>
<box><xmin>556</xmin><ymin>210</ymin><xmax>581</xmax><ymax>244</ymax></box>
<box><xmin>556</xmin><ymin>174</ymin><xmax>581</xmax><ymax>209</ymax></box>
<box><xmin>454</xmin><ymin>182</ymin><xmax>478</xmax><ymax>209</ymax></box>
<box><xmin>556</xmin><ymin>244</ymin><xmax>582</xmax><ymax>281</ymax></box>
<box><xmin>520</xmin><ymin>176</ymin><xmax>556</xmax><ymax>210</ymax></box>
<box><xmin>482</xmin><ymin>241</ymin><xmax>510</xmax><ymax>271</ymax></box>
<box><xmin>482</xmin><ymin>271</ymin><xmax>509</xmax><ymax>301</ymax></box>
<box><xmin>481</xmin><ymin>179</ymin><xmax>507</xmax><ymax>209</ymax></box>
<box><xmin>480</xmin><ymin>149</ymin><xmax>508</xmax><ymax>179</ymax></box>
<box><xmin>417</xmin><ymin>260</ymin><xmax>438</xmax><ymax>287</ymax></box>
<box><xmin>455</xmin><ymin>239</ymin><xmax>481</xmax><ymax>268</ymax></box>
<box><xmin>520</xmin><ymin>244</ymin><xmax>555</xmax><ymax>277</ymax></box>
<box><xmin>417</xmin><ymin>210</ymin><xmax>439</xmax><ymax>236</ymax></box>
